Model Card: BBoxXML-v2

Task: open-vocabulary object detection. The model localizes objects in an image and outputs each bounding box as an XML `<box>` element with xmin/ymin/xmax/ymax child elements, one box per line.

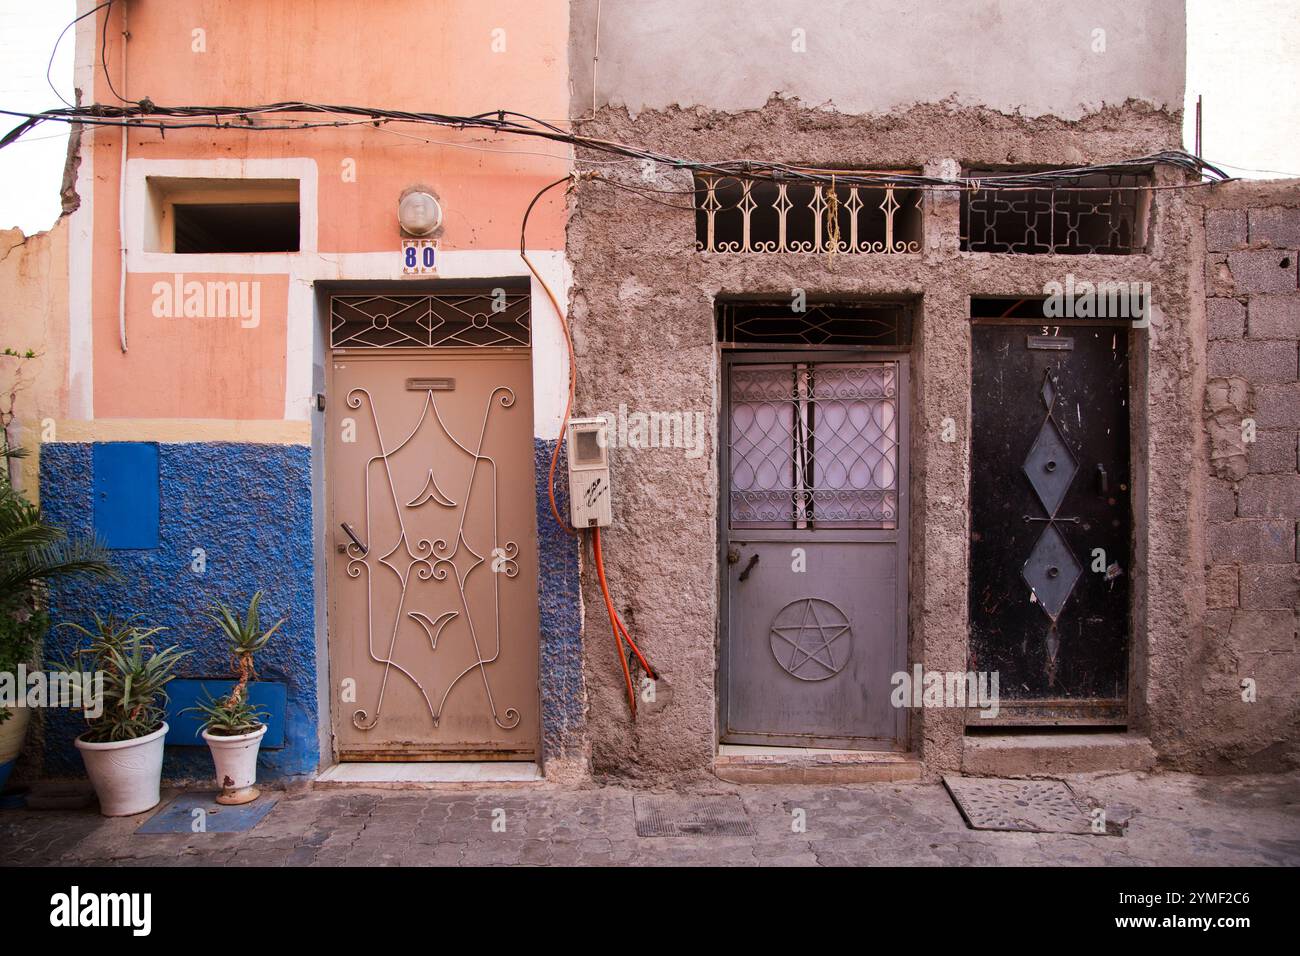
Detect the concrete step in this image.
<box><xmin>961</xmin><ymin>733</ymin><xmax>1157</xmax><ymax>777</ymax></box>
<box><xmin>714</xmin><ymin>746</ymin><xmax>922</xmax><ymax>784</ymax></box>
<box><xmin>314</xmin><ymin>761</ymin><xmax>544</xmax><ymax>789</ymax></box>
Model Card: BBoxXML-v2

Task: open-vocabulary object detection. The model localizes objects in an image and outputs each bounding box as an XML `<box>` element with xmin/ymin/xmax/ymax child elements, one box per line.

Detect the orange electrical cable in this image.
<box><xmin>520</xmin><ymin>174</ymin><xmax>582</xmax><ymax>537</ymax></box>
<box><xmin>522</xmin><ymin>174</ymin><xmax>656</xmax><ymax>717</ymax></box>
<box><xmin>612</xmin><ymin>609</ymin><xmax>655</xmax><ymax>679</ymax></box>
<box><xmin>593</xmin><ymin>527</ymin><xmax>636</xmax><ymax>716</ymax></box>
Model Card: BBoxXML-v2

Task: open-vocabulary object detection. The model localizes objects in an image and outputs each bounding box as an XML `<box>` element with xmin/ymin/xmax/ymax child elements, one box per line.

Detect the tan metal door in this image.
<box><xmin>328</xmin><ymin>349</ymin><xmax>539</xmax><ymax>759</ymax></box>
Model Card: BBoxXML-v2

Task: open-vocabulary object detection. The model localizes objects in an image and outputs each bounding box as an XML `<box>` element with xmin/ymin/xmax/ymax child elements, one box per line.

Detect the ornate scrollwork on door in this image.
<box><xmin>346</xmin><ymin>384</ymin><xmax>521</xmax><ymax>733</ymax></box>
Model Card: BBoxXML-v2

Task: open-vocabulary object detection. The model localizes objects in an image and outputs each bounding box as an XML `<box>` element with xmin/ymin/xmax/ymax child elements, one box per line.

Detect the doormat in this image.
<box><xmin>136</xmin><ymin>792</ymin><xmax>278</xmax><ymax>834</ymax></box>
<box><xmin>633</xmin><ymin>794</ymin><xmax>755</xmax><ymax>837</ymax></box>
<box><xmin>942</xmin><ymin>776</ymin><xmax>1094</xmax><ymax>834</ymax></box>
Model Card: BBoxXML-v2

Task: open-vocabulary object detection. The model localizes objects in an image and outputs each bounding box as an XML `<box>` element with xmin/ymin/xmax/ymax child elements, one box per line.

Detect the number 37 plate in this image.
<box><xmin>402</xmin><ymin>239</ymin><xmax>438</xmax><ymax>275</ymax></box>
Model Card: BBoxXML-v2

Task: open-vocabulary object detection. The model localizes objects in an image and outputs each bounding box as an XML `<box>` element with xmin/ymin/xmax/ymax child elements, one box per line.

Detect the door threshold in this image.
<box><xmin>715</xmin><ymin>744</ymin><xmax>920</xmax><ymax>784</ymax></box>
<box><xmin>315</xmin><ymin>761</ymin><xmax>543</xmax><ymax>788</ymax></box>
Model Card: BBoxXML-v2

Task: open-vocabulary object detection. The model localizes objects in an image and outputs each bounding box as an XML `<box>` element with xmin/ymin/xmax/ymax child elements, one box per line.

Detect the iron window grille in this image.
<box><xmin>960</xmin><ymin>171</ymin><xmax>1150</xmax><ymax>254</ymax></box>
<box><xmin>718</xmin><ymin>301</ymin><xmax>911</xmax><ymax>350</ymax></box>
<box><xmin>729</xmin><ymin>362</ymin><xmax>900</xmax><ymax>529</ymax></box>
<box><xmin>330</xmin><ymin>292</ymin><xmax>530</xmax><ymax>349</ymax></box>
<box><xmin>694</xmin><ymin>174</ymin><xmax>922</xmax><ymax>254</ymax></box>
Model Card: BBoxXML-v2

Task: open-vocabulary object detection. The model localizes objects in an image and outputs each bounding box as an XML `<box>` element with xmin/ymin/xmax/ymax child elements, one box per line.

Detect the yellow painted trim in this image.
<box><xmin>51</xmin><ymin>419</ymin><xmax>311</xmax><ymax>444</ymax></box>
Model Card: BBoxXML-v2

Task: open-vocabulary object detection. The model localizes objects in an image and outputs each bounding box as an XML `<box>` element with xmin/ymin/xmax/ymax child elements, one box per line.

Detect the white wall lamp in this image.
<box><xmin>397</xmin><ymin>187</ymin><xmax>443</xmax><ymax>237</ymax></box>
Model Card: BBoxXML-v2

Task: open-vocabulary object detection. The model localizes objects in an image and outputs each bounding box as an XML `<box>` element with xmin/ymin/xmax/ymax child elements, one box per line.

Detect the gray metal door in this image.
<box><xmin>721</xmin><ymin>353</ymin><xmax>908</xmax><ymax>749</ymax></box>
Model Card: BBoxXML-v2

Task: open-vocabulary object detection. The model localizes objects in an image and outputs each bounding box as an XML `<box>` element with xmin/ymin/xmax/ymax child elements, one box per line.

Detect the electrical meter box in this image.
<box><xmin>566</xmin><ymin>417</ymin><xmax>613</xmax><ymax>528</ymax></box>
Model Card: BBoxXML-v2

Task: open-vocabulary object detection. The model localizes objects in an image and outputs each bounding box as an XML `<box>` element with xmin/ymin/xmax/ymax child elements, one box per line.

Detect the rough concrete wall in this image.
<box><xmin>567</xmin><ymin>98</ymin><xmax>1191</xmax><ymax>783</ymax></box>
<box><xmin>1181</xmin><ymin>181</ymin><xmax>1300</xmax><ymax>771</ymax></box>
<box><xmin>571</xmin><ymin>0</ymin><xmax>1185</xmax><ymax>120</ymax></box>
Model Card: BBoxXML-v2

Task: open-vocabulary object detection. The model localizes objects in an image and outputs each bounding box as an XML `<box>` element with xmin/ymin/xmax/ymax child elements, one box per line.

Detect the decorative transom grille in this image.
<box><xmin>718</xmin><ymin>301</ymin><xmax>910</xmax><ymax>348</ymax></box>
<box><xmin>960</xmin><ymin>172</ymin><xmax>1147</xmax><ymax>254</ymax></box>
<box><xmin>330</xmin><ymin>292</ymin><xmax>530</xmax><ymax>349</ymax></box>
<box><xmin>729</xmin><ymin>362</ymin><xmax>899</xmax><ymax>528</ymax></box>
<box><xmin>694</xmin><ymin>175</ymin><xmax>922</xmax><ymax>254</ymax></box>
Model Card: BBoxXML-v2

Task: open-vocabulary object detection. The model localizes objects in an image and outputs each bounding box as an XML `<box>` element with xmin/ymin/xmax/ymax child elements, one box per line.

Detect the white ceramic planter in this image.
<box><xmin>0</xmin><ymin>705</ymin><xmax>32</xmax><ymax>791</ymax></box>
<box><xmin>202</xmin><ymin>723</ymin><xmax>267</xmax><ymax>805</ymax></box>
<box><xmin>0</xmin><ymin>705</ymin><xmax>32</xmax><ymax>765</ymax></box>
<box><xmin>75</xmin><ymin>722</ymin><xmax>168</xmax><ymax>817</ymax></box>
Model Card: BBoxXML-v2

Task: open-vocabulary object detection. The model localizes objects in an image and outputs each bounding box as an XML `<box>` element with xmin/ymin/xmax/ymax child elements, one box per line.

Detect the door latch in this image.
<box><xmin>727</xmin><ymin>545</ymin><xmax>741</xmax><ymax>565</ymax></box>
<box><xmin>339</xmin><ymin>522</ymin><xmax>368</xmax><ymax>556</ymax></box>
<box><xmin>738</xmin><ymin>553</ymin><xmax>760</xmax><ymax>582</ymax></box>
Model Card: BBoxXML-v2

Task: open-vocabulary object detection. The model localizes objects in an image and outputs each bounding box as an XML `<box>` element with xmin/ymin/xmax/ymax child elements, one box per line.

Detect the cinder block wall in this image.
<box><xmin>1195</xmin><ymin>183</ymin><xmax>1300</xmax><ymax>771</ymax></box>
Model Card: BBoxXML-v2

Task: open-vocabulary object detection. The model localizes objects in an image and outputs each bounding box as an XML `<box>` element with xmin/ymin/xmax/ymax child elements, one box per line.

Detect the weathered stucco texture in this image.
<box><xmin>566</xmin><ymin>97</ymin><xmax>1205</xmax><ymax>783</ymax></box>
<box><xmin>571</xmin><ymin>0</ymin><xmax>1185</xmax><ymax>120</ymax></box>
<box><xmin>0</xmin><ymin>221</ymin><xmax>70</xmax><ymax>499</ymax></box>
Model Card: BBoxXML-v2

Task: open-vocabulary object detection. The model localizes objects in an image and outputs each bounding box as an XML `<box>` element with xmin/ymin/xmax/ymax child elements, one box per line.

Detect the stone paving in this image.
<box><xmin>1</xmin><ymin>771</ymin><xmax>1296</xmax><ymax>867</ymax></box>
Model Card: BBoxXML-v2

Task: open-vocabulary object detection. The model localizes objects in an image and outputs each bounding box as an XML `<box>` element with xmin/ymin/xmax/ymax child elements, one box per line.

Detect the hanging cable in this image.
<box><xmin>115</xmin><ymin>0</ymin><xmax>129</xmax><ymax>353</ymax></box>
<box><xmin>519</xmin><ymin>174</ymin><xmax>583</xmax><ymax>537</ymax></box>
<box><xmin>519</xmin><ymin>174</ymin><xmax>658</xmax><ymax>718</ymax></box>
<box><xmin>46</xmin><ymin>2</ymin><xmax>112</xmax><ymax>108</ymax></box>
<box><xmin>0</xmin><ymin>98</ymin><xmax>1234</xmax><ymax>188</ymax></box>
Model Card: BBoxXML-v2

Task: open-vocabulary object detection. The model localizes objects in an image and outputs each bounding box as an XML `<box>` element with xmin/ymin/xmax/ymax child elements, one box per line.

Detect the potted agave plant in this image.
<box><xmin>188</xmin><ymin>592</ymin><xmax>282</xmax><ymax>805</ymax></box>
<box><xmin>63</xmin><ymin>615</ymin><xmax>190</xmax><ymax>816</ymax></box>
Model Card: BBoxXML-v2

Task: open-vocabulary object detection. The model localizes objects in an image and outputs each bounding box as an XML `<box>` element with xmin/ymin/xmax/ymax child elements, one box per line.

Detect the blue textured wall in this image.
<box><xmin>40</xmin><ymin>442</ymin><xmax>319</xmax><ymax>783</ymax></box>
<box><xmin>534</xmin><ymin>439</ymin><xmax>584</xmax><ymax>760</ymax></box>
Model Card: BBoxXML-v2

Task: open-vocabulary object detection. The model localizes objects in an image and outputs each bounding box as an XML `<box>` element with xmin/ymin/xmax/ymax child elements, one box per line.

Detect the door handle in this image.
<box><xmin>738</xmin><ymin>553</ymin><xmax>760</xmax><ymax>582</ymax></box>
<box><xmin>1096</xmin><ymin>464</ymin><xmax>1109</xmax><ymax>495</ymax></box>
<box><xmin>340</xmin><ymin>522</ymin><xmax>368</xmax><ymax>555</ymax></box>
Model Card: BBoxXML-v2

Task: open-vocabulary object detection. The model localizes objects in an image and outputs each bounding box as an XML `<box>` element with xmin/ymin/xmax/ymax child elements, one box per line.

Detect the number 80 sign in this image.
<box><xmin>402</xmin><ymin>239</ymin><xmax>438</xmax><ymax>275</ymax></box>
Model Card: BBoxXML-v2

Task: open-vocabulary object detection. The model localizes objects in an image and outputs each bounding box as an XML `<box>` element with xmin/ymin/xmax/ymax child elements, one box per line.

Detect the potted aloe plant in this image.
<box><xmin>188</xmin><ymin>592</ymin><xmax>282</xmax><ymax>805</ymax></box>
<box><xmin>63</xmin><ymin>615</ymin><xmax>190</xmax><ymax>816</ymax></box>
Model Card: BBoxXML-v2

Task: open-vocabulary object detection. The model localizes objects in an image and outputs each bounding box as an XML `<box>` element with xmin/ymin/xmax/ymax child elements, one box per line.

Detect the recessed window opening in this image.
<box><xmin>970</xmin><ymin>297</ymin><xmax>1054</xmax><ymax>319</ymax></box>
<box><xmin>146</xmin><ymin>177</ymin><xmax>300</xmax><ymax>253</ymax></box>
<box><xmin>173</xmin><ymin>203</ymin><xmax>299</xmax><ymax>253</ymax></box>
<box><xmin>695</xmin><ymin>174</ymin><xmax>922</xmax><ymax>254</ymax></box>
<box><xmin>960</xmin><ymin>171</ymin><xmax>1151</xmax><ymax>254</ymax></box>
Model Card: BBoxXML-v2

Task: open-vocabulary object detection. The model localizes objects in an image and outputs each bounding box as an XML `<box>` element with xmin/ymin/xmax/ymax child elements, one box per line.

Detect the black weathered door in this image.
<box><xmin>969</xmin><ymin>322</ymin><xmax>1131</xmax><ymax>723</ymax></box>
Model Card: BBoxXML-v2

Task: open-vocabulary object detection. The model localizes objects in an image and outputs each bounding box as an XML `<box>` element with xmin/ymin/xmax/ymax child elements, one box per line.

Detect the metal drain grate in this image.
<box><xmin>633</xmin><ymin>794</ymin><xmax>755</xmax><ymax>837</ymax></box>
<box><xmin>943</xmin><ymin>776</ymin><xmax>1094</xmax><ymax>834</ymax></box>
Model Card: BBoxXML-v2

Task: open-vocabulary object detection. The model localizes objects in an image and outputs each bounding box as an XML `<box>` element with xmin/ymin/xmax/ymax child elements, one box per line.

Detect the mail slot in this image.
<box><xmin>406</xmin><ymin>377</ymin><xmax>455</xmax><ymax>391</ymax></box>
<box><xmin>1027</xmin><ymin>336</ymin><xmax>1074</xmax><ymax>351</ymax></box>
